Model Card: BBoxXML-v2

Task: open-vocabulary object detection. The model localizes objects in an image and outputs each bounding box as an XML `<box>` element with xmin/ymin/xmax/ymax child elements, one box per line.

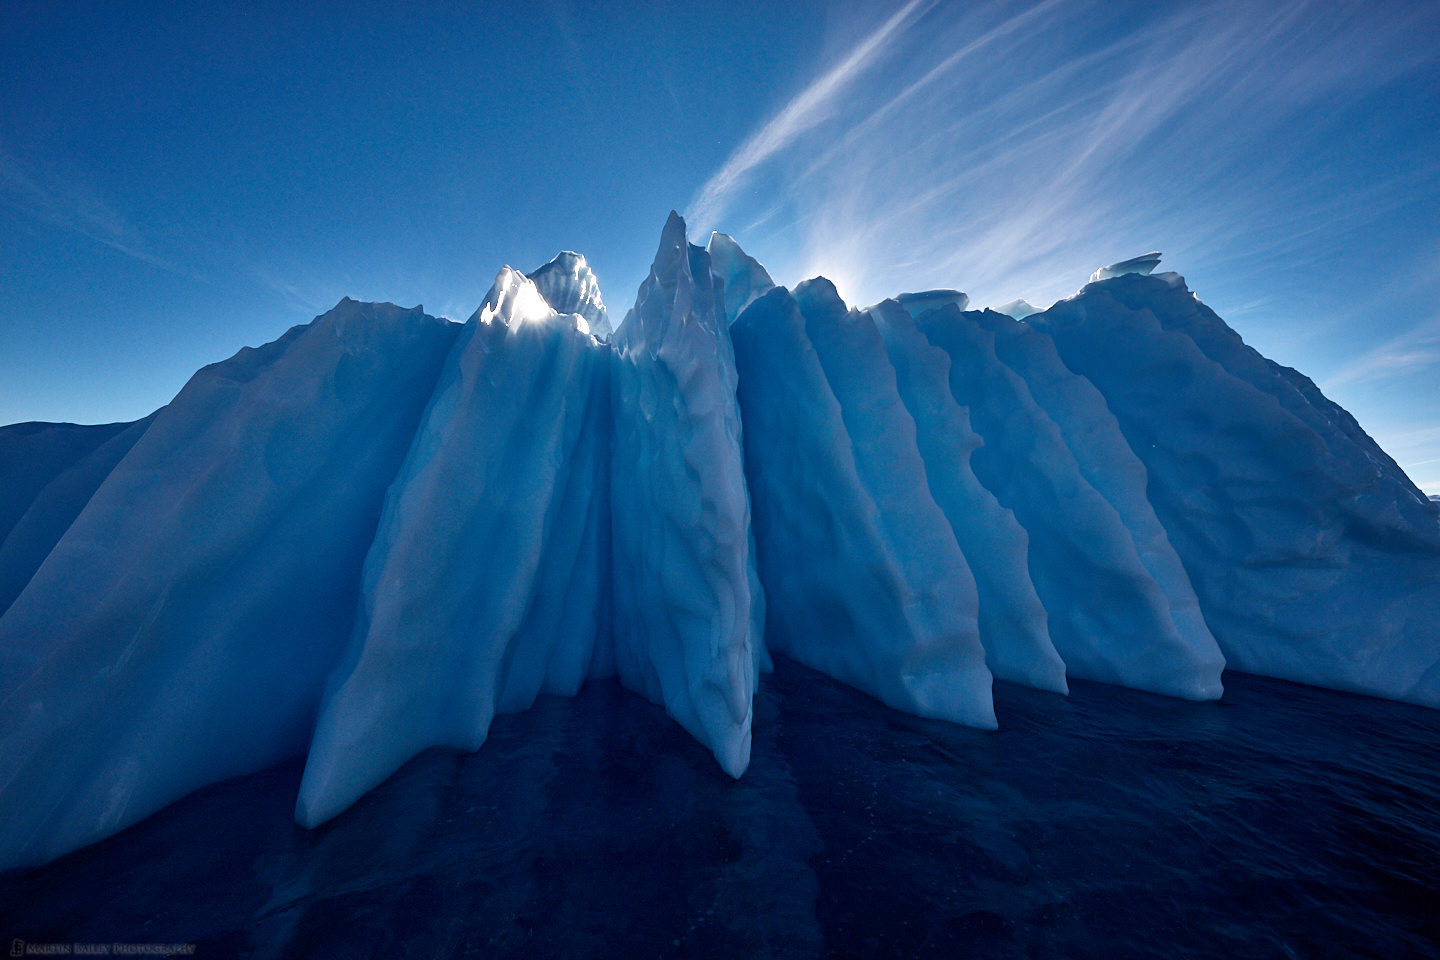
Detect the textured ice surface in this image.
<box><xmin>1033</xmin><ymin>273</ymin><xmax>1440</xmax><ymax>706</ymax></box>
<box><xmin>527</xmin><ymin>251</ymin><xmax>612</xmax><ymax>340</ymax></box>
<box><xmin>732</xmin><ymin>282</ymin><xmax>996</xmax><ymax>728</ymax></box>
<box><xmin>913</xmin><ymin>304</ymin><xmax>1224</xmax><ymax>699</ymax></box>
<box><xmin>296</xmin><ymin>270</ymin><xmax>612</xmax><ymax>827</ymax></box>
<box><xmin>2</xmin><ymin>220</ymin><xmax>1438</xmax><ymax>871</ymax></box>
<box><xmin>610</xmin><ymin>212</ymin><xmax>762</xmax><ymax>777</ymax></box>
<box><xmin>0</xmin><ymin>300</ymin><xmax>458</xmax><ymax>868</ymax></box>
<box><xmin>970</xmin><ymin>308</ymin><xmax>1223</xmax><ymax>688</ymax></box>
<box><xmin>865</xmin><ymin>300</ymin><xmax>1067</xmax><ymax>694</ymax></box>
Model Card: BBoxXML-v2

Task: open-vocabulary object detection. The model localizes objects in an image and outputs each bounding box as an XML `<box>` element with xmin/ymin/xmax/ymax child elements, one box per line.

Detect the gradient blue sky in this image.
<box><xmin>3</xmin><ymin>0</ymin><xmax>1438</xmax><ymax>490</ymax></box>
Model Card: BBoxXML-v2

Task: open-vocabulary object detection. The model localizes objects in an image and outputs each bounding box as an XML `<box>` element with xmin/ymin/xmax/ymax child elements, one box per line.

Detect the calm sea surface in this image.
<box><xmin>4</xmin><ymin>657</ymin><xmax>1438</xmax><ymax>958</ymax></box>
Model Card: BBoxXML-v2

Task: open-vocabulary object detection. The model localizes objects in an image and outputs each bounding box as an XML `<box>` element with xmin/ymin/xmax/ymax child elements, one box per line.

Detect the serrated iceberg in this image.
<box><xmin>1</xmin><ymin>216</ymin><xmax>1438</xmax><ymax>871</ymax></box>
<box><xmin>732</xmin><ymin>281</ymin><xmax>996</xmax><ymax>729</ymax></box>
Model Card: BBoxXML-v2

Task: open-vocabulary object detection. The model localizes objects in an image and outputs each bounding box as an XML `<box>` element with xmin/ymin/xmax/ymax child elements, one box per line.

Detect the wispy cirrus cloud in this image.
<box><xmin>1323</xmin><ymin>315</ymin><xmax>1440</xmax><ymax>390</ymax></box>
<box><xmin>0</xmin><ymin>147</ymin><xmax>199</xmax><ymax>279</ymax></box>
<box><xmin>686</xmin><ymin>0</ymin><xmax>931</xmax><ymax>235</ymax></box>
<box><xmin>688</xmin><ymin>0</ymin><xmax>1438</xmax><ymax>311</ymax></box>
<box><xmin>688</xmin><ymin>0</ymin><xmax>1440</xmax><ymax>482</ymax></box>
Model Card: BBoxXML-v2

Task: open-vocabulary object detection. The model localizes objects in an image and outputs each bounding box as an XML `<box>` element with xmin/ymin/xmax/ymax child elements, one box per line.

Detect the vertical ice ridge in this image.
<box><xmin>610</xmin><ymin>211</ymin><xmax>761</xmax><ymax>778</ymax></box>
<box><xmin>734</xmin><ymin>278</ymin><xmax>995</xmax><ymax>728</ymax></box>
<box><xmin>296</xmin><ymin>272</ymin><xmax>611</xmax><ymax>827</ymax></box>
<box><xmin>0</xmin><ymin>300</ymin><xmax>459</xmax><ymax>868</ymax></box>
<box><xmin>971</xmin><ymin>308</ymin><xmax>1224</xmax><ymax>687</ymax></box>
<box><xmin>867</xmin><ymin>300</ymin><xmax>1067</xmax><ymax>695</ymax></box>
<box><xmin>1034</xmin><ymin>275</ymin><xmax>1440</xmax><ymax>707</ymax></box>
<box><xmin>914</xmin><ymin>304</ymin><xmax>1224</xmax><ymax>700</ymax></box>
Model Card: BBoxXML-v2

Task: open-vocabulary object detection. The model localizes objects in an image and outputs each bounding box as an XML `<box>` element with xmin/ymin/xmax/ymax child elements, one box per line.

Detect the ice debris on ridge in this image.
<box><xmin>890</xmin><ymin>289</ymin><xmax>969</xmax><ymax>318</ymax></box>
<box><xmin>1090</xmin><ymin>252</ymin><xmax>1162</xmax><ymax>283</ymax></box>
<box><xmin>2</xmin><ymin>219</ymin><xmax>1440</xmax><ymax>872</ymax></box>
<box><xmin>527</xmin><ymin>251</ymin><xmax>612</xmax><ymax>339</ymax></box>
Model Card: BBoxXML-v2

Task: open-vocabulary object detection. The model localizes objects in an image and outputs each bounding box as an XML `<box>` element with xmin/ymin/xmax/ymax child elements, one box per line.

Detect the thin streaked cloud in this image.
<box><xmin>686</xmin><ymin>0</ymin><xmax>931</xmax><ymax>236</ymax></box>
<box><xmin>0</xmin><ymin>147</ymin><xmax>201</xmax><ymax>280</ymax></box>
<box><xmin>688</xmin><ymin>0</ymin><xmax>1436</xmax><ymax>309</ymax></box>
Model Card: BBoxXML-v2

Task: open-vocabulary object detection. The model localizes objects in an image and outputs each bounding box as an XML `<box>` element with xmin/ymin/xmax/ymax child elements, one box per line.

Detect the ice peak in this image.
<box><xmin>995</xmin><ymin>298</ymin><xmax>1043</xmax><ymax>320</ymax></box>
<box><xmin>1090</xmin><ymin>252</ymin><xmax>1162</xmax><ymax>284</ymax></box>
<box><xmin>619</xmin><ymin>212</ymin><xmax>730</xmax><ymax>344</ymax></box>
<box><xmin>527</xmin><ymin>251</ymin><xmax>612</xmax><ymax>340</ymax></box>
<box><xmin>707</xmin><ymin>231</ymin><xmax>776</xmax><ymax>325</ymax></box>
<box><xmin>474</xmin><ymin>267</ymin><xmax>559</xmax><ymax>329</ymax></box>
<box><xmin>793</xmin><ymin>277</ymin><xmax>849</xmax><ymax>321</ymax></box>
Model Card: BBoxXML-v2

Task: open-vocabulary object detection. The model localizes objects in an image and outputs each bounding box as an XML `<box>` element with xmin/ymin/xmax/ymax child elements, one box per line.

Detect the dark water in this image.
<box><xmin>3</xmin><ymin>658</ymin><xmax>1438</xmax><ymax>959</ymax></box>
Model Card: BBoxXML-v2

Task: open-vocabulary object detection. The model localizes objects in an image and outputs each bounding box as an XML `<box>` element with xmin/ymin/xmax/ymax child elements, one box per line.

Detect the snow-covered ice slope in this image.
<box><xmin>0</xmin><ymin>414</ymin><xmax>156</xmax><ymax>616</ymax></box>
<box><xmin>296</xmin><ymin>271</ymin><xmax>612</xmax><ymax>827</ymax></box>
<box><xmin>0</xmin><ymin>300</ymin><xmax>457</xmax><ymax>868</ymax></box>
<box><xmin>0</xmin><ymin>420</ymin><xmax>133</xmax><ymax>548</ymax></box>
<box><xmin>731</xmin><ymin>281</ymin><xmax>996</xmax><ymax>728</ymax></box>
<box><xmin>913</xmin><ymin>304</ymin><xmax>1225</xmax><ymax>700</ymax></box>
<box><xmin>1033</xmin><ymin>273</ymin><xmax>1440</xmax><ymax>706</ymax></box>
<box><xmin>610</xmin><ymin>212</ymin><xmax>762</xmax><ymax>777</ymax></box>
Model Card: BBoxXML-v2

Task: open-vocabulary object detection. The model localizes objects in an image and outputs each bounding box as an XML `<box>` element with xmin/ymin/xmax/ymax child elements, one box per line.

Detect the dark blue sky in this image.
<box><xmin>3</xmin><ymin>0</ymin><xmax>1438</xmax><ymax>489</ymax></box>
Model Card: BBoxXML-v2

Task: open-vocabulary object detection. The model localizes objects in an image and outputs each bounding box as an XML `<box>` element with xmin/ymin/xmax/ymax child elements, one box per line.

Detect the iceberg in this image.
<box><xmin>731</xmin><ymin>281</ymin><xmax>996</xmax><ymax>729</ymax></box>
<box><xmin>911</xmin><ymin>303</ymin><xmax>1224</xmax><ymax>699</ymax></box>
<box><xmin>865</xmin><ymin>300</ymin><xmax>1067</xmax><ymax>694</ymax></box>
<box><xmin>1</xmin><ymin>216</ymin><xmax>1437</xmax><ymax>870</ymax></box>
<box><xmin>295</xmin><ymin>270</ymin><xmax>613</xmax><ymax>827</ymax></box>
<box><xmin>1032</xmin><ymin>273</ymin><xmax>1440</xmax><ymax>706</ymax></box>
